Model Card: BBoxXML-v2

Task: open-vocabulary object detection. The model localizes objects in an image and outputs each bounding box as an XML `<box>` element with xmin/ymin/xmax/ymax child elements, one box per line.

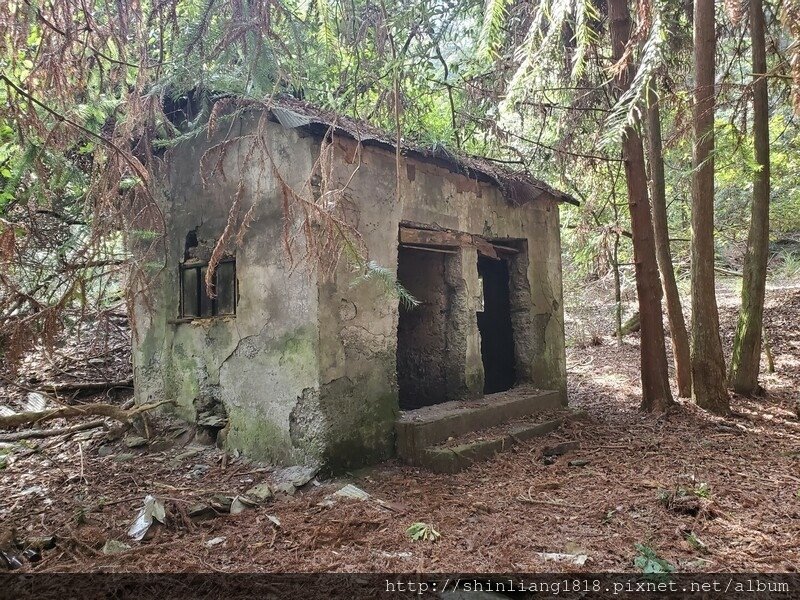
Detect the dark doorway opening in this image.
<box><xmin>396</xmin><ymin>246</ymin><xmax>450</xmax><ymax>410</ymax></box>
<box><xmin>477</xmin><ymin>255</ymin><xmax>516</xmax><ymax>393</ymax></box>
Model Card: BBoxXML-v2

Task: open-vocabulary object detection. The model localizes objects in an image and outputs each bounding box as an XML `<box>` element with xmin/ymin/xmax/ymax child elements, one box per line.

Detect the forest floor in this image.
<box><xmin>1</xmin><ymin>280</ymin><xmax>799</xmax><ymax>573</ymax></box>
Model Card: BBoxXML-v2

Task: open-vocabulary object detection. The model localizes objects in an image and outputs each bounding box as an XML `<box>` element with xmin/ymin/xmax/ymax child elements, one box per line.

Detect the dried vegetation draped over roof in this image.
<box><xmin>262</xmin><ymin>95</ymin><xmax>579</xmax><ymax>206</ymax></box>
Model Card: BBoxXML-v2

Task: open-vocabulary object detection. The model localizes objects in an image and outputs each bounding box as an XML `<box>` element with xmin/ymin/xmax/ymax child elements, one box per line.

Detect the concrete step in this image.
<box><xmin>395</xmin><ymin>386</ymin><xmax>566</xmax><ymax>467</ymax></box>
<box><xmin>418</xmin><ymin>416</ymin><xmax>571</xmax><ymax>473</ymax></box>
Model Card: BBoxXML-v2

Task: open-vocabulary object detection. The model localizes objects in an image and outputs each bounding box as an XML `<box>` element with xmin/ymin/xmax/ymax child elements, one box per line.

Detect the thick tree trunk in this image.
<box><xmin>729</xmin><ymin>0</ymin><xmax>771</xmax><ymax>396</ymax></box>
<box><xmin>608</xmin><ymin>0</ymin><xmax>674</xmax><ymax>412</ymax></box>
<box><xmin>691</xmin><ymin>0</ymin><xmax>731</xmax><ymax>414</ymax></box>
<box><xmin>646</xmin><ymin>82</ymin><xmax>693</xmax><ymax>398</ymax></box>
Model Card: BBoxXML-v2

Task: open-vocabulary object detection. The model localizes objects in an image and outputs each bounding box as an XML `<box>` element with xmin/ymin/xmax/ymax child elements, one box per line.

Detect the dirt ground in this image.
<box><xmin>1</xmin><ymin>282</ymin><xmax>799</xmax><ymax>573</ymax></box>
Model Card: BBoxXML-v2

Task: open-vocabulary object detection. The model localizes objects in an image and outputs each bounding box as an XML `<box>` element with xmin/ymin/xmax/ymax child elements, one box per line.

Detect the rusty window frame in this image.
<box><xmin>179</xmin><ymin>258</ymin><xmax>237</xmax><ymax>319</ymax></box>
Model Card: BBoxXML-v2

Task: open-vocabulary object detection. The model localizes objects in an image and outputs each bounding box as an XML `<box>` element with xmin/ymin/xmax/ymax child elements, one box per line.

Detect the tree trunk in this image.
<box><xmin>691</xmin><ymin>0</ymin><xmax>730</xmax><ymax>414</ymax></box>
<box><xmin>646</xmin><ymin>82</ymin><xmax>693</xmax><ymax>398</ymax></box>
<box><xmin>612</xmin><ymin>232</ymin><xmax>623</xmax><ymax>345</ymax></box>
<box><xmin>608</xmin><ymin>0</ymin><xmax>674</xmax><ymax>412</ymax></box>
<box><xmin>729</xmin><ymin>0</ymin><xmax>771</xmax><ymax>396</ymax></box>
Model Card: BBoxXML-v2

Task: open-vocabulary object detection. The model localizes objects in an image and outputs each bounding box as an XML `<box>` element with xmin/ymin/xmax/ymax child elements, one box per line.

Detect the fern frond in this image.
<box><xmin>571</xmin><ymin>0</ymin><xmax>601</xmax><ymax>80</ymax></box>
<box><xmin>600</xmin><ymin>7</ymin><xmax>665</xmax><ymax>147</ymax></box>
<box><xmin>351</xmin><ymin>260</ymin><xmax>420</xmax><ymax>310</ymax></box>
<box><xmin>478</xmin><ymin>0</ymin><xmax>511</xmax><ymax>60</ymax></box>
<box><xmin>505</xmin><ymin>0</ymin><xmax>572</xmax><ymax>102</ymax></box>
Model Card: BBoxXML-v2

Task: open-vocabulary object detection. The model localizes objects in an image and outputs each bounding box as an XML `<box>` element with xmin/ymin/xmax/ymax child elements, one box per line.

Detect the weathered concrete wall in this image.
<box><xmin>133</xmin><ymin>112</ymin><xmax>567</xmax><ymax>471</ymax></box>
<box><xmin>133</xmin><ymin>116</ymin><xmax>324</xmax><ymax>464</ymax></box>
<box><xmin>323</xmin><ymin>136</ymin><xmax>568</xmax><ymax>408</ymax></box>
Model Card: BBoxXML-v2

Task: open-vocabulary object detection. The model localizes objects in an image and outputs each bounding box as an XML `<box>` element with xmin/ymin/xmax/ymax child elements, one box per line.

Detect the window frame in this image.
<box><xmin>179</xmin><ymin>258</ymin><xmax>237</xmax><ymax>320</ymax></box>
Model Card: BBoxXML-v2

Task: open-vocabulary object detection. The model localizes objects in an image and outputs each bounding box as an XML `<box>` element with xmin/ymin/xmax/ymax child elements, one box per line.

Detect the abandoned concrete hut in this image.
<box><xmin>132</xmin><ymin>96</ymin><xmax>578</xmax><ymax>471</ymax></box>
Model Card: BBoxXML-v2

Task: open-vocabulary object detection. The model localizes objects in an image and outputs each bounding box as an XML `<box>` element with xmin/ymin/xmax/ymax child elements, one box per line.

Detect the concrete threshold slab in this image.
<box><xmin>395</xmin><ymin>386</ymin><xmax>565</xmax><ymax>463</ymax></box>
<box><xmin>419</xmin><ymin>417</ymin><xmax>567</xmax><ymax>474</ymax></box>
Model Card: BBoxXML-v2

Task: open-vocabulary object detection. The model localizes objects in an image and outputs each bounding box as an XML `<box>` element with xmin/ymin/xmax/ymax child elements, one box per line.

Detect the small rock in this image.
<box><xmin>272</xmin><ymin>482</ymin><xmax>296</xmax><ymax>496</ymax></box>
<box><xmin>148</xmin><ymin>439</ymin><xmax>171</xmax><ymax>452</ymax></box>
<box><xmin>536</xmin><ymin>551</ymin><xmax>588</xmax><ymax>566</ymax></box>
<box><xmin>209</xmin><ymin>495</ymin><xmax>233</xmax><ymax>513</ymax></box>
<box><xmin>169</xmin><ymin>426</ymin><xmax>190</xmax><ymax>439</ymax></box>
<box><xmin>204</xmin><ymin>536</ymin><xmax>226</xmax><ymax>548</ymax></box>
<box><xmin>188</xmin><ymin>464</ymin><xmax>211</xmax><ymax>478</ymax></box>
<box><xmin>23</xmin><ymin>536</ymin><xmax>56</xmax><ymax>551</ymax></box>
<box><xmin>542</xmin><ymin>441</ymin><xmax>580</xmax><ymax>457</ymax></box>
<box><xmin>267</xmin><ymin>515</ymin><xmax>281</xmax><ymax>527</ymax></box>
<box><xmin>175</xmin><ymin>447</ymin><xmax>203</xmax><ymax>461</ymax></box>
<box><xmin>197</xmin><ymin>415</ymin><xmax>227</xmax><ymax>428</ymax></box>
<box><xmin>124</xmin><ymin>436</ymin><xmax>148</xmax><ymax>449</ymax></box>
<box><xmin>568</xmin><ymin>459</ymin><xmax>590</xmax><ymax>467</ymax></box>
<box><xmin>113</xmin><ymin>453</ymin><xmax>135</xmax><ymax>463</ymax></box>
<box><xmin>97</xmin><ymin>445</ymin><xmax>115</xmax><ymax>457</ymax></box>
<box><xmin>102</xmin><ymin>540</ymin><xmax>131</xmax><ymax>555</ymax></box>
<box><xmin>333</xmin><ymin>484</ymin><xmax>370</xmax><ymax>501</ymax></box>
<box><xmin>187</xmin><ymin>503</ymin><xmax>215</xmax><ymax>520</ymax></box>
<box><xmin>272</xmin><ymin>465</ymin><xmax>317</xmax><ymax>488</ymax></box>
<box><xmin>243</xmin><ymin>482</ymin><xmax>273</xmax><ymax>503</ymax></box>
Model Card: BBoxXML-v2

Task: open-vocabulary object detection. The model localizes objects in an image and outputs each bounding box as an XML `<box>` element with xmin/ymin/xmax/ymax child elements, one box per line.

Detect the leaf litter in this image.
<box><xmin>0</xmin><ymin>284</ymin><xmax>798</xmax><ymax>572</ymax></box>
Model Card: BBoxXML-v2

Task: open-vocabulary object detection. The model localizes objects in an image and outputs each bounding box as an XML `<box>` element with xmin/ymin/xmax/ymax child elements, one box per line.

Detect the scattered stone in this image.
<box><xmin>242</xmin><ymin>482</ymin><xmax>273</xmax><ymax>503</ymax></box>
<box><xmin>175</xmin><ymin>447</ymin><xmax>203</xmax><ymax>461</ymax></box>
<box><xmin>542</xmin><ymin>441</ymin><xmax>580</xmax><ymax>457</ymax></box>
<box><xmin>333</xmin><ymin>484</ymin><xmax>370</xmax><ymax>501</ymax></box>
<box><xmin>272</xmin><ymin>482</ymin><xmax>296</xmax><ymax>496</ymax></box>
<box><xmin>204</xmin><ymin>536</ymin><xmax>226</xmax><ymax>548</ymax></box>
<box><xmin>536</xmin><ymin>551</ymin><xmax>589</xmax><ymax>566</ymax></box>
<box><xmin>24</xmin><ymin>535</ymin><xmax>56</xmax><ymax>551</ymax></box>
<box><xmin>113</xmin><ymin>453</ymin><xmax>135</xmax><ymax>463</ymax></box>
<box><xmin>188</xmin><ymin>464</ymin><xmax>211</xmax><ymax>478</ymax></box>
<box><xmin>102</xmin><ymin>540</ymin><xmax>131</xmax><ymax>555</ymax></box>
<box><xmin>197</xmin><ymin>415</ymin><xmax>228</xmax><ymax>428</ymax></box>
<box><xmin>379</xmin><ymin>551</ymin><xmax>412</xmax><ymax>559</ymax></box>
<box><xmin>124</xmin><ymin>436</ymin><xmax>148</xmax><ymax>449</ymax></box>
<box><xmin>168</xmin><ymin>425</ymin><xmax>190</xmax><ymax>439</ymax></box>
<box><xmin>272</xmin><ymin>465</ymin><xmax>318</xmax><ymax>488</ymax></box>
<box><xmin>267</xmin><ymin>515</ymin><xmax>281</xmax><ymax>527</ymax></box>
<box><xmin>148</xmin><ymin>439</ymin><xmax>171</xmax><ymax>452</ymax></box>
<box><xmin>568</xmin><ymin>459</ymin><xmax>590</xmax><ymax>467</ymax></box>
<box><xmin>187</xmin><ymin>503</ymin><xmax>215</xmax><ymax>520</ymax></box>
<box><xmin>209</xmin><ymin>494</ymin><xmax>234</xmax><ymax>513</ymax></box>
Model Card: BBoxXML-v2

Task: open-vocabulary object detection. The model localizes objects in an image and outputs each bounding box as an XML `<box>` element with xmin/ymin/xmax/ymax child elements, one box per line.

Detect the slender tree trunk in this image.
<box><xmin>608</xmin><ymin>0</ymin><xmax>674</xmax><ymax>412</ymax></box>
<box><xmin>729</xmin><ymin>0</ymin><xmax>771</xmax><ymax>396</ymax></box>
<box><xmin>612</xmin><ymin>232</ymin><xmax>623</xmax><ymax>346</ymax></box>
<box><xmin>691</xmin><ymin>0</ymin><xmax>730</xmax><ymax>414</ymax></box>
<box><xmin>646</xmin><ymin>82</ymin><xmax>693</xmax><ymax>398</ymax></box>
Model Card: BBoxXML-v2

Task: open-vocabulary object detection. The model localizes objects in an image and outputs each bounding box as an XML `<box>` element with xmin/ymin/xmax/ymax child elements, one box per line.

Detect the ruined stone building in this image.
<box><xmin>133</xmin><ymin>97</ymin><xmax>577</xmax><ymax>472</ymax></box>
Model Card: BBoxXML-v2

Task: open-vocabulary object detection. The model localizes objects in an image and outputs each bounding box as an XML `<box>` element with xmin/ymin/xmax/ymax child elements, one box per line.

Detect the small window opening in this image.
<box><xmin>180</xmin><ymin>259</ymin><xmax>237</xmax><ymax>319</ymax></box>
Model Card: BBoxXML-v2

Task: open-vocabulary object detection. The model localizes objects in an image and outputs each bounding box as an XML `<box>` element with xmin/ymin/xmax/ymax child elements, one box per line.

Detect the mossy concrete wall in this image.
<box><xmin>133</xmin><ymin>113</ymin><xmax>567</xmax><ymax>470</ymax></box>
<box><xmin>133</xmin><ymin>116</ymin><xmax>323</xmax><ymax>464</ymax></box>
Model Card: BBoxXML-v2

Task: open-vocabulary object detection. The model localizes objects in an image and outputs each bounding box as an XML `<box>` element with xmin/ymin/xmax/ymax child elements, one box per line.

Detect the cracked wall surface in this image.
<box><xmin>133</xmin><ymin>112</ymin><xmax>567</xmax><ymax>470</ymax></box>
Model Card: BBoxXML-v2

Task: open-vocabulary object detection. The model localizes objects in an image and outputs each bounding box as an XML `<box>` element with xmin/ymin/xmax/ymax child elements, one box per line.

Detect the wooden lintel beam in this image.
<box><xmin>399</xmin><ymin>226</ymin><xmax>500</xmax><ymax>259</ymax></box>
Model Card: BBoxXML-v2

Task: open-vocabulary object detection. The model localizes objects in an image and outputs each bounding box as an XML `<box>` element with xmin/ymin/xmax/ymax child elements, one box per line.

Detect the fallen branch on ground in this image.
<box><xmin>0</xmin><ymin>399</ymin><xmax>174</xmax><ymax>430</ymax></box>
<box><xmin>0</xmin><ymin>419</ymin><xmax>107</xmax><ymax>442</ymax></box>
<box><xmin>41</xmin><ymin>379</ymin><xmax>133</xmax><ymax>393</ymax></box>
